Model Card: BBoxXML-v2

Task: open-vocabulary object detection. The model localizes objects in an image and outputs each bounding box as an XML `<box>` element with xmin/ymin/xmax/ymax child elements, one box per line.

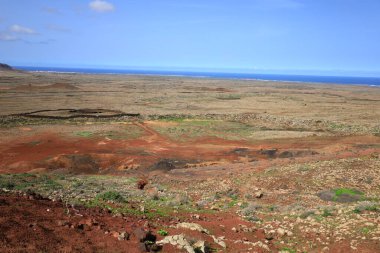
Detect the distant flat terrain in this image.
<box><xmin>0</xmin><ymin>71</ymin><xmax>379</xmax><ymax>127</ymax></box>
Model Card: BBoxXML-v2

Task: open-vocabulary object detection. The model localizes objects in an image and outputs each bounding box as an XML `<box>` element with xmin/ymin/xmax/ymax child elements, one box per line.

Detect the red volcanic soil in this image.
<box><xmin>1</xmin><ymin>191</ymin><xmax>378</xmax><ymax>253</ymax></box>
<box><xmin>0</xmin><ymin>192</ymin><xmax>145</xmax><ymax>253</ymax></box>
<box><xmin>0</xmin><ymin>191</ymin><xmax>269</xmax><ymax>253</ymax></box>
<box><xmin>0</xmin><ymin>122</ymin><xmax>379</xmax><ymax>174</ymax></box>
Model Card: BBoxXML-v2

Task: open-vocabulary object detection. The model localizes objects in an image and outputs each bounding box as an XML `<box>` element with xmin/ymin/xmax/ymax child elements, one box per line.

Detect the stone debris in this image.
<box><xmin>157</xmin><ymin>234</ymin><xmax>209</xmax><ymax>253</ymax></box>
<box><xmin>211</xmin><ymin>235</ymin><xmax>227</xmax><ymax>248</ymax></box>
<box><xmin>235</xmin><ymin>240</ymin><xmax>270</xmax><ymax>251</ymax></box>
<box><xmin>175</xmin><ymin>222</ymin><xmax>209</xmax><ymax>234</ymax></box>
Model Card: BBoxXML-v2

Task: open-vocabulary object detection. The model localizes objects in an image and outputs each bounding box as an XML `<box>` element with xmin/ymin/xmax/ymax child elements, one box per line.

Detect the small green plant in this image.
<box><xmin>365</xmin><ymin>205</ymin><xmax>379</xmax><ymax>212</ymax></box>
<box><xmin>330</xmin><ymin>188</ymin><xmax>365</xmax><ymax>202</ymax></box>
<box><xmin>322</xmin><ymin>209</ymin><xmax>333</xmax><ymax>217</ymax></box>
<box><xmin>228</xmin><ymin>199</ymin><xmax>238</xmax><ymax>208</ymax></box>
<box><xmin>280</xmin><ymin>247</ymin><xmax>296</xmax><ymax>253</ymax></box>
<box><xmin>75</xmin><ymin>131</ymin><xmax>93</xmax><ymax>137</ymax></box>
<box><xmin>334</xmin><ymin>188</ymin><xmax>363</xmax><ymax>196</ymax></box>
<box><xmin>96</xmin><ymin>191</ymin><xmax>125</xmax><ymax>203</ymax></box>
<box><xmin>361</xmin><ymin>227</ymin><xmax>371</xmax><ymax>234</ymax></box>
<box><xmin>157</xmin><ymin>115</ymin><xmax>186</xmax><ymax>122</ymax></box>
<box><xmin>240</xmin><ymin>202</ymin><xmax>249</xmax><ymax>209</ymax></box>
<box><xmin>157</xmin><ymin>229</ymin><xmax>169</xmax><ymax>236</ymax></box>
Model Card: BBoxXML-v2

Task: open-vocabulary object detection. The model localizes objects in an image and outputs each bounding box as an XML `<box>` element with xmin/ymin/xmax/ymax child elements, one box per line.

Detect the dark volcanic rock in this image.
<box><xmin>151</xmin><ymin>159</ymin><xmax>176</xmax><ymax>171</ymax></box>
<box><xmin>0</xmin><ymin>63</ymin><xmax>14</xmax><ymax>71</ymax></box>
<box><xmin>259</xmin><ymin>149</ymin><xmax>278</xmax><ymax>158</ymax></box>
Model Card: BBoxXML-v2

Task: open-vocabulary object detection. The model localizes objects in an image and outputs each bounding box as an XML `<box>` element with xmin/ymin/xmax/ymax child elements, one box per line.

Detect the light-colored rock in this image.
<box><xmin>277</xmin><ymin>228</ymin><xmax>286</xmax><ymax>236</ymax></box>
<box><xmin>157</xmin><ymin>234</ymin><xmax>195</xmax><ymax>253</ymax></box>
<box><xmin>193</xmin><ymin>240</ymin><xmax>207</xmax><ymax>253</ymax></box>
<box><xmin>255</xmin><ymin>191</ymin><xmax>264</xmax><ymax>198</ymax></box>
<box><xmin>212</xmin><ymin>235</ymin><xmax>227</xmax><ymax>248</ymax></box>
<box><xmin>176</xmin><ymin>222</ymin><xmax>209</xmax><ymax>234</ymax></box>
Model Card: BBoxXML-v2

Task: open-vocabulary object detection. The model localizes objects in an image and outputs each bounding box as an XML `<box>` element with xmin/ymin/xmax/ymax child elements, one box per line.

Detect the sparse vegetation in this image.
<box><xmin>334</xmin><ymin>188</ymin><xmax>363</xmax><ymax>197</ymax></box>
<box><xmin>95</xmin><ymin>191</ymin><xmax>126</xmax><ymax>203</ymax></box>
<box><xmin>75</xmin><ymin>131</ymin><xmax>93</xmax><ymax>137</ymax></box>
<box><xmin>157</xmin><ymin>229</ymin><xmax>169</xmax><ymax>236</ymax></box>
<box><xmin>217</xmin><ymin>94</ymin><xmax>242</xmax><ymax>100</ymax></box>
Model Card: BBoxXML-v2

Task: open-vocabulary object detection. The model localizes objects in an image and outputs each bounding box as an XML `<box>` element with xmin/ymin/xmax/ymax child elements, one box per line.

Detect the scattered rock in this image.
<box><xmin>157</xmin><ymin>234</ymin><xmax>194</xmax><ymax>253</ymax></box>
<box><xmin>193</xmin><ymin>240</ymin><xmax>211</xmax><ymax>253</ymax></box>
<box><xmin>255</xmin><ymin>191</ymin><xmax>263</xmax><ymax>198</ymax></box>
<box><xmin>175</xmin><ymin>222</ymin><xmax>209</xmax><ymax>234</ymax></box>
<box><xmin>151</xmin><ymin>159</ymin><xmax>176</xmax><ymax>171</ymax></box>
<box><xmin>259</xmin><ymin>149</ymin><xmax>277</xmax><ymax>158</ymax></box>
<box><xmin>118</xmin><ymin>231</ymin><xmax>130</xmax><ymax>241</ymax></box>
<box><xmin>137</xmin><ymin>178</ymin><xmax>148</xmax><ymax>190</ymax></box>
<box><xmin>212</xmin><ymin>235</ymin><xmax>227</xmax><ymax>248</ymax></box>
<box><xmin>133</xmin><ymin>228</ymin><xmax>156</xmax><ymax>243</ymax></box>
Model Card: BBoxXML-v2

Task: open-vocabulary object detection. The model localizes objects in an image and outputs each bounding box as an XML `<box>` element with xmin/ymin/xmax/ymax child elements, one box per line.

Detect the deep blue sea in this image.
<box><xmin>17</xmin><ymin>66</ymin><xmax>380</xmax><ymax>87</ymax></box>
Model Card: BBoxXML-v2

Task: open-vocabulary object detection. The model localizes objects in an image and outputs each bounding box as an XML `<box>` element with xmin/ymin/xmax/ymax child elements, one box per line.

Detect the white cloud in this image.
<box><xmin>10</xmin><ymin>24</ymin><xmax>37</xmax><ymax>35</ymax></box>
<box><xmin>0</xmin><ymin>33</ymin><xmax>19</xmax><ymax>41</ymax></box>
<box><xmin>89</xmin><ymin>0</ymin><xmax>115</xmax><ymax>13</ymax></box>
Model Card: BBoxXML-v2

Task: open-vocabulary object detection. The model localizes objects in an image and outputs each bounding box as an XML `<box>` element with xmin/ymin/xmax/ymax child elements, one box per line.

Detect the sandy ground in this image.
<box><xmin>0</xmin><ymin>70</ymin><xmax>380</xmax><ymax>253</ymax></box>
<box><xmin>1</xmin><ymin>71</ymin><xmax>380</xmax><ymax>126</ymax></box>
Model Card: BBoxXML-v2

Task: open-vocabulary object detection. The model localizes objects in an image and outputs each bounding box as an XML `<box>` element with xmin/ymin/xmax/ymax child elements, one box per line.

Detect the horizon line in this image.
<box><xmin>13</xmin><ymin>64</ymin><xmax>380</xmax><ymax>78</ymax></box>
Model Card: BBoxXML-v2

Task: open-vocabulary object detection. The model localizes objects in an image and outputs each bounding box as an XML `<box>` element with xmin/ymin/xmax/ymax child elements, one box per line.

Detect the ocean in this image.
<box><xmin>16</xmin><ymin>66</ymin><xmax>380</xmax><ymax>87</ymax></box>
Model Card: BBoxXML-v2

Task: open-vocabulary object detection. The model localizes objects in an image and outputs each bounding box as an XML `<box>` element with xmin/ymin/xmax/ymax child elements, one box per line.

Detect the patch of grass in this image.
<box><xmin>280</xmin><ymin>247</ymin><xmax>297</xmax><ymax>253</ymax></box>
<box><xmin>365</xmin><ymin>205</ymin><xmax>379</xmax><ymax>212</ymax></box>
<box><xmin>240</xmin><ymin>202</ymin><xmax>249</xmax><ymax>209</ymax></box>
<box><xmin>0</xmin><ymin>174</ymin><xmax>62</xmax><ymax>191</ymax></box>
<box><xmin>228</xmin><ymin>199</ymin><xmax>239</xmax><ymax>208</ymax></box>
<box><xmin>96</xmin><ymin>191</ymin><xmax>126</xmax><ymax>203</ymax></box>
<box><xmin>75</xmin><ymin>131</ymin><xmax>93</xmax><ymax>137</ymax></box>
<box><xmin>334</xmin><ymin>188</ymin><xmax>363</xmax><ymax>197</ymax></box>
<box><xmin>157</xmin><ymin>229</ymin><xmax>169</xmax><ymax>236</ymax></box>
<box><xmin>361</xmin><ymin>227</ymin><xmax>371</xmax><ymax>234</ymax></box>
<box><xmin>354</xmin><ymin>202</ymin><xmax>379</xmax><ymax>213</ymax></box>
<box><xmin>217</xmin><ymin>94</ymin><xmax>241</xmax><ymax>100</ymax></box>
<box><xmin>28</xmin><ymin>140</ymin><xmax>41</xmax><ymax>146</ymax></box>
<box><xmin>156</xmin><ymin>115</ymin><xmax>187</xmax><ymax>122</ymax></box>
<box><xmin>322</xmin><ymin>209</ymin><xmax>333</xmax><ymax>217</ymax></box>
<box><xmin>152</xmin><ymin>118</ymin><xmax>258</xmax><ymax>141</ymax></box>
<box><xmin>300</xmin><ymin>211</ymin><xmax>315</xmax><ymax>219</ymax></box>
<box><xmin>297</xmin><ymin>165</ymin><xmax>311</xmax><ymax>172</ymax></box>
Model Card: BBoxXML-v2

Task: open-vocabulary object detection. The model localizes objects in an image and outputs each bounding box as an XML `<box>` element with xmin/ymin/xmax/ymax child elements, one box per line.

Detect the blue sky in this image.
<box><xmin>1</xmin><ymin>0</ymin><xmax>380</xmax><ymax>76</ymax></box>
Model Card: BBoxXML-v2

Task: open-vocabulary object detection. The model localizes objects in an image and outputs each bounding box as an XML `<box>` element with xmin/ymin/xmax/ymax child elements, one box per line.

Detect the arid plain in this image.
<box><xmin>0</xmin><ymin>70</ymin><xmax>380</xmax><ymax>252</ymax></box>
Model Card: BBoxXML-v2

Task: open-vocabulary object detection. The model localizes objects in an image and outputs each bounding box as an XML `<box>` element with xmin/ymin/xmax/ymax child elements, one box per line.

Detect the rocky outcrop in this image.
<box><xmin>0</xmin><ymin>63</ymin><xmax>14</xmax><ymax>71</ymax></box>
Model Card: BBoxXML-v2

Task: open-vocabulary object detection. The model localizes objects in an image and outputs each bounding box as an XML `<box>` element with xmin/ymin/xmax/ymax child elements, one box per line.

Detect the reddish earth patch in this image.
<box><xmin>0</xmin><ymin>191</ymin><xmax>271</xmax><ymax>253</ymax></box>
<box><xmin>0</xmin><ymin>192</ymin><xmax>150</xmax><ymax>253</ymax></box>
<box><xmin>1</xmin><ymin>191</ymin><xmax>378</xmax><ymax>253</ymax></box>
<box><xmin>0</xmin><ymin>122</ymin><xmax>379</xmax><ymax>174</ymax></box>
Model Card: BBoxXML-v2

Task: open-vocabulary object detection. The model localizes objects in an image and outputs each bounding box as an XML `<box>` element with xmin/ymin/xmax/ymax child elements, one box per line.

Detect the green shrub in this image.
<box><xmin>322</xmin><ymin>209</ymin><xmax>333</xmax><ymax>217</ymax></box>
<box><xmin>334</xmin><ymin>188</ymin><xmax>363</xmax><ymax>197</ymax></box>
<box><xmin>96</xmin><ymin>191</ymin><xmax>125</xmax><ymax>203</ymax></box>
<box><xmin>157</xmin><ymin>229</ymin><xmax>168</xmax><ymax>236</ymax></box>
